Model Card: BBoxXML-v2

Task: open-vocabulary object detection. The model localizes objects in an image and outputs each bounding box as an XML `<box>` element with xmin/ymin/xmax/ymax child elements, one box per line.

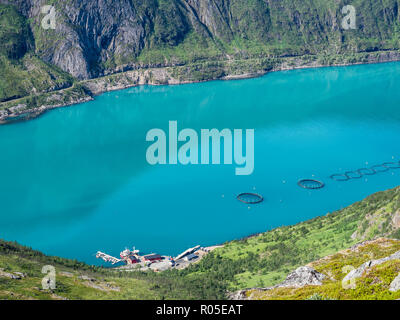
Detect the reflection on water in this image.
<box><xmin>1</xmin><ymin>62</ymin><xmax>400</xmax><ymax>264</ymax></box>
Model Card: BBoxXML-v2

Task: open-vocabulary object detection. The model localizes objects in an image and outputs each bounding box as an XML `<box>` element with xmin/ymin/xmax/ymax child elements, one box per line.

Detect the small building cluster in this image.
<box><xmin>119</xmin><ymin>248</ymin><xmax>165</xmax><ymax>265</ymax></box>
<box><xmin>96</xmin><ymin>245</ymin><xmax>202</xmax><ymax>270</ymax></box>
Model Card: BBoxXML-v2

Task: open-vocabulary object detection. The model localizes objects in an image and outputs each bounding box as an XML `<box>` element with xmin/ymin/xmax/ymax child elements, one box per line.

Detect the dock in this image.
<box><xmin>96</xmin><ymin>251</ymin><xmax>122</xmax><ymax>265</ymax></box>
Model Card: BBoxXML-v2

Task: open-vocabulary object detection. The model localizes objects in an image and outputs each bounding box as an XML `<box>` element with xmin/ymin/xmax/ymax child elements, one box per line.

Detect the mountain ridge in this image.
<box><xmin>2</xmin><ymin>0</ymin><xmax>400</xmax><ymax>79</ymax></box>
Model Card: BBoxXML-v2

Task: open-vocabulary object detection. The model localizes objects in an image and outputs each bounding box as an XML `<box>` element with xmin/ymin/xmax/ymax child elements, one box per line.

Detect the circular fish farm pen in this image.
<box><xmin>370</xmin><ymin>164</ymin><xmax>390</xmax><ymax>173</ymax></box>
<box><xmin>237</xmin><ymin>193</ymin><xmax>264</xmax><ymax>204</ymax></box>
<box><xmin>297</xmin><ymin>179</ymin><xmax>325</xmax><ymax>190</ymax></box>
<box><xmin>330</xmin><ymin>173</ymin><xmax>350</xmax><ymax>181</ymax></box>
<box><xmin>357</xmin><ymin>168</ymin><xmax>376</xmax><ymax>176</ymax></box>
<box><xmin>330</xmin><ymin>160</ymin><xmax>400</xmax><ymax>182</ymax></box>
<box><xmin>382</xmin><ymin>162</ymin><xmax>400</xmax><ymax>169</ymax></box>
<box><xmin>345</xmin><ymin>171</ymin><xmax>363</xmax><ymax>179</ymax></box>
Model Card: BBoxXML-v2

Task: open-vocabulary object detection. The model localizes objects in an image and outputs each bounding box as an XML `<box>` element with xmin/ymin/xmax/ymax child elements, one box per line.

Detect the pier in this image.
<box><xmin>95</xmin><ymin>251</ymin><xmax>122</xmax><ymax>265</ymax></box>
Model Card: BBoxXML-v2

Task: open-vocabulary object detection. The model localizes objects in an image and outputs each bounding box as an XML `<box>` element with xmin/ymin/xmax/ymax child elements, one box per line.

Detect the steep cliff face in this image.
<box><xmin>30</xmin><ymin>0</ymin><xmax>154</xmax><ymax>79</ymax></box>
<box><xmin>1</xmin><ymin>0</ymin><xmax>400</xmax><ymax>80</ymax></box>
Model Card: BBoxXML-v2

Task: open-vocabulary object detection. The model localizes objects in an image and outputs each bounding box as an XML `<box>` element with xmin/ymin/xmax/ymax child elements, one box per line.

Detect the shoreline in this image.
<box><xmin>1</xmin><ymin>51</ymin><xmax>400</xmax><ymax>268</ymax></box>
<box><xmin>1</xmin><ymin>50</ymin><xmax>400</xmax><ymax>124</ymax></box>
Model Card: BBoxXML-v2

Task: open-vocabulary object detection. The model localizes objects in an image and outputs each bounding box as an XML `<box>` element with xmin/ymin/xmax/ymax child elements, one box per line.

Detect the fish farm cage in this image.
<box><xmin>297</xmin><ymin>179</ymin><xmax>325</xmax><ymax>190</ymax></box>
<box><xmin>330</xmin><ymin>161</ymin><xmax>400</xmax><ymax>182</ymax></box>
<box><xmin>237</xmin><ymin>193</ymin><xmax>264</xmax><ymax>204</ymax></box>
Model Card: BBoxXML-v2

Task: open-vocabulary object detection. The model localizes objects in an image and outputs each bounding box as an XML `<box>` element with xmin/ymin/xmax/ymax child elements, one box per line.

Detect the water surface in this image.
<box><xmin>1</xmin><ymin>62</ymin><xmax>400</xmax><ymax>264</ymax></box>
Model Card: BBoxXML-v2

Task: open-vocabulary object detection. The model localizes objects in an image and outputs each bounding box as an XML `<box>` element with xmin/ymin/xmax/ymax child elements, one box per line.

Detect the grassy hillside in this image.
<box><xmin>0</xmin><ymin>4</ymin><xmax>73</xmax><ymax>103</ymax></box>
<box><xmin>0</xmin><ymin>240</ymin><xmax>211</xmax><ymax>300</ymax></box>
<box><xmin>1</xmin><ymin>186</ymin><xmax>400</xmax><ymax>300</ymax></box>
<box><xmin>184</xmin><ymin>186</ymin><xmax>400</xmax><ymax>292</ymax></box>
<box><xmin>247</xmin><ymin>238</ymin><xmax>400</xmax><ymax>300</ymax></box>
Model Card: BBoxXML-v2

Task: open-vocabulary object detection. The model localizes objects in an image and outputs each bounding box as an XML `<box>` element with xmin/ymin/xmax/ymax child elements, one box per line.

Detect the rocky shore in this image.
<box><xmin>1</xmin><ymin>50</ymin><xmax>400</xmax><ymax>124</ymax></box>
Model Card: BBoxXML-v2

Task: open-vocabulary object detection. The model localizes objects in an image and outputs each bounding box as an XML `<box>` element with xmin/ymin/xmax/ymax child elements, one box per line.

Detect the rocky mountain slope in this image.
<box><xmin>1</xmin><ymin>0</ymin><xmax>400</xmax><ymax>104</ymax></box>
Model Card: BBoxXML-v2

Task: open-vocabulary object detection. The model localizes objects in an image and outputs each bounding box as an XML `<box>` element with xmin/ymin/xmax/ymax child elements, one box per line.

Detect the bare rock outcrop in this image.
<box><xmin>343</xmin><ymin>250</ymin><xmax>400</xmax><ymax>283</ymax></box>
<box><xmin>389</xmin><ymin>274</ymin><xmax>400</xmax><ymax>292</ymax></box>
<box><xmin>0</xmin><ymin>269</ymin><xmax>24</xmax><ymax>280</ymax></box>
<box><xmin>229</xmin><ymin>266</ymin><xmax>326</xmax><ymax>300</ymax></box>
<box><xmin>278</xmin><ymin>266</ymin><xmax>326</xmax><ymax>288</ymax></box>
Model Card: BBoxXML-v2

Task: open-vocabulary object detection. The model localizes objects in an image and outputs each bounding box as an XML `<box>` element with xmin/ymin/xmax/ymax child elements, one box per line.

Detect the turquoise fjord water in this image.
<box><xmin>1</xmin><ymin>62</ymin><xmax>400</xmax><ymax>265</ymax></box>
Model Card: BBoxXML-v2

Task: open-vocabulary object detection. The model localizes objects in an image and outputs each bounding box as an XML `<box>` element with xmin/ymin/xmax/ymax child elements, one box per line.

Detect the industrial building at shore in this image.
<box><xmin>95</xmin><ymin>245</ymin><xmax>219</xmax><ymax>271</ymax></box>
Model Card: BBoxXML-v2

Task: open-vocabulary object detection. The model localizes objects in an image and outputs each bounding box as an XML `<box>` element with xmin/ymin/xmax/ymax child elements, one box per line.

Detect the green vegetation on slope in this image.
<box><xmin>0</xmin><ymin>240</ymin><xmax>221</xmax><ymax>300</ymax></box>
<box><xmin>0</xmin><ymin>2</ymin><xmax>31</xmax><ymax>60</ymax></box>
<box><xmin>2</xmin><ymin>0</ymin><xmax>400</xmax><ymax>111</ymax></box>
<box><xmin>0</xmin><ymin>4</ymin><xmax>73</xmax><ymax>103</ymax></box>
<box><xmin>1</xmin><ymin>186</ymin><xmax>400</xmax><ymax>300</ymax></box>
<box><xmin>10</xmin><ymin>0</ymin><xmax>400</xmax><ymax>75</ymax></box>
<box><xmin>178</xmin><ymin>186</ymin><xmax>400</xmax><ymax>292</ymax></box>
<box><xmin>134</xmin><ymin>0</ymin><xmax>400</xmax><ymax>65</ymax></box>
<box><xmin>248</xmin><ymin>238</ymin><xmax>400</xmax><ymax>300</ymax></box>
